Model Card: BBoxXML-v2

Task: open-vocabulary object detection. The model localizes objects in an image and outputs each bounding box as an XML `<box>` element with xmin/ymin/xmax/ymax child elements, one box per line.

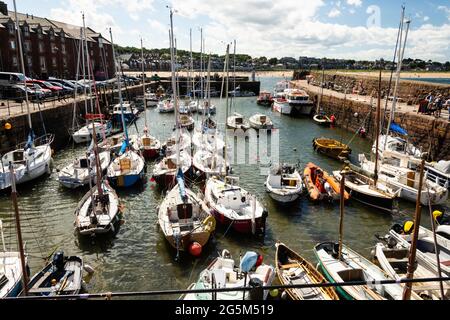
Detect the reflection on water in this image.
<box><xmin>0</xmin><ymin>76</ymin><xmax>447</xmax><ymax>298</ymax></box>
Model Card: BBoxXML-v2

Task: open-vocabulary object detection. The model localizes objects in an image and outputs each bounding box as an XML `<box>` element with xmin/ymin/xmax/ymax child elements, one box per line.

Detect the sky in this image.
<box><xmin>4</xmin><ymin>0</ymin><xmax>450</xmax><ymax>62</ymax></box>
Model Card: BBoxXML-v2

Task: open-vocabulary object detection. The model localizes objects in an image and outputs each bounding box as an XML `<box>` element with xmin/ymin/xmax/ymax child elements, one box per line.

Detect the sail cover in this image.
<box><xmin>389</xmin><ymin>122</ymin><xmax>407</xmax><ymax>135</ymax></box>
<box><xmin>24</xmin><ymin>131</ymin><xmax>35</xmax><ymax>150</ymax></box>
<box><xmin>176</xmin><ymin>168</ymin><xmax>186</xmax><ymax>201</ymax></box>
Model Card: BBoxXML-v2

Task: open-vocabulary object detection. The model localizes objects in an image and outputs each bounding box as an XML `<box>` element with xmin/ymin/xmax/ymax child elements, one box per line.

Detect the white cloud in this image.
<box><xmin>438</xmin><ymin>6</ymin><xmax>450</xmax><ymax>21</ymax></box>
<box><xmin>346</xmin><ymin>0</ymin><xmax>362</xmax><ymax>7</ymax></box>
<box><xmin>328</xmin><ymin>8</ymin><xmax>341</xmax><ymax>18</ymax></box>
<box><xmin>423</xmin><ymin>16</ymin><xmax>429</xmax><ymax>22</ymax></box>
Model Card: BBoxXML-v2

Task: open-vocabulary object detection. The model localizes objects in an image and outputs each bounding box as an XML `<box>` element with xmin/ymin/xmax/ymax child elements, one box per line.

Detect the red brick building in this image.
<box><xmin>0</xmin><ymin>1</ymin><xmax>114</xmax><ymax>80</ymax></box>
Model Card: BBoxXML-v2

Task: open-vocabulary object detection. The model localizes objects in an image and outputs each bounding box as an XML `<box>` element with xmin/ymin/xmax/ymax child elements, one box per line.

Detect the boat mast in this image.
<box><xmin>82</xmin><ymin>13</ymin><xmax>94</xmax><ymax>114</ymax></box>
<box><xmin>9</xmin><ymin>162</ymin><xmax>29</xmax><ymax>296</ymax></box>
<box><xmin>141</xmin><ymin>38</ymin><xmax>148</xmax><ymax>133</ymax></box>
<box><xmin>338</xmin><ymin>164</ymin><xmax>348</xmax><ymax>260</ymax></box>
<box><xmin>232</xmin><ymin>39</ymin><xmax>236</xmax><ymax>112</ymax></box>
<box><xmin>402</xmin><ymin>157</ymin><xmax>425</xmax><ymax>300</ymax></box>
<box><xmin>168</xmin><ymin>8</ymin><xmax>180</xmax><ymax>167</ymax></box>
<box><xmin>189</xmin><ymin>28</ymin><xmax>195</xmax><ymax>102</ymax></box>
<box><xmin>373</xmin><ymin>66</ymin><xmax>382</xmax><ymax>186</ymax></box>
<box><xmin>71</xmin><ymin>29</ymin><xmax>82</xmax><ymax>132</ymax></box>
<box><xmin>317</xmin><ymin>61</ymin><xmax>324</xmax><ymax>114</ymax></box>
<box><xmin>224</xmin><ymin>44</ymin><xmax>230</xmax><ymax>176</ymax></box>
<box><xmin>207</xmin><ymin>54</ymin><xmax>211</xmax><ymax>117</ymax></box>
<box><xmin>384</xmin><ymin>15</ymin><xmax>410</xmax><ymax>149</ymax></box>
<box><xmin>109</xmin><ymin>28</ymin><xmax>128</xmax><ymax>141</ymax></box>
<box><xmin>200</xmin><ymin>28</ymin><xmax>203</xmax><ymax>101</ymax></box>
<box><xmin>12</xmin><ymin>0</ymin><xmax>32</xmax><ymax>133</ymax></box>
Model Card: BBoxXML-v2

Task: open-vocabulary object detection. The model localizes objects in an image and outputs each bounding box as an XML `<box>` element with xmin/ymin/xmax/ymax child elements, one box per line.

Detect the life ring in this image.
<box><xmin>202</xmin><ymin>216</ymin><xmax>216</xmax><ymax>233</ymax></box>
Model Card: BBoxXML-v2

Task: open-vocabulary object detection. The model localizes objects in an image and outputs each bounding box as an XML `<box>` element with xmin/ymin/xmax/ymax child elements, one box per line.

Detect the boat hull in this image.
<box><xmin>267</xmin><ymin>190</ymin><xmax>300</xmax><ymax>203</ymax></box>
<box><xmin>211</xmin><ymin>208</ymin><xmax>265</xmax><ymax>235</ymax></box>
<box><xmin>108</xmin><ymin>170</ymin><xmax>144</xmax><ymax>187</ymax></box>
<box><xmin>272</xmin><ymin>102</ymin><xmax>292</xmax><ymax>115</ymax></box>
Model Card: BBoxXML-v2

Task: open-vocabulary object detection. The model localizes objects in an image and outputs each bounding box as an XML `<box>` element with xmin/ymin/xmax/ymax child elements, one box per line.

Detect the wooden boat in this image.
<box><xmin>303</xmin><ymin>162</ymin><xmax>348</xmax><ymax>202</ymax></box>
<box><xmin>158</xmin><ymin>173</ymin><xmax>215</xmax><ymax>256</ymax></box>
<box><xmin>313</xmin><ymin>137</ymin><xmax>351</xmax><ymax>161</ymax></box>
<box><xmin>249</xmin><ymin>114</ymin><xmax>273</xmax><ymax>130</ymax></box>
<box><xmin>106</xmin><ymin>148</ymin><xmax>145</xmax><ymax>188</ymax></box>
<box><xmin>74</xmin><ymin>182</ymin><xmax>121</xmax><ymax>236</ymax></box>
<box><xmin>204</xmin><ymin>176</ymin><xmax>268</xmax><ymax>235</ymax></box>
<box><xmin>275</xmin><ymin>242</ymin><xmax>339</xmax><ymax>300</ymax></box>
<box><xmin>26</xmin><ymin>251</ymin><xmax>83</xmax><ymax>296</ymax></box>
<box><xmin>256</xmin><ymin>91</ymin><xmax>273</xmax><ymax>106</ymax></box>
<box><xmin>313</xmin><ymin>114</ymin><xmax>332</xmax><ymax>126</ymax></box>
<box><xmin>333</xmin><ymin>168</ymin><xmax>398</xmax><ymax>213</ymax></box>
<box><xmin>181</xmin><ymin>249</ymin><xmax>275</xmax><ymax>300</ymax></box>
<box><xmin>265</xmin><ymin>164</ymin><xmax>303</xmax><ymax>203</ymax></box>
<box><xmin>314</xmin><ymin>242</ymin><xmax>412</xmax><ymax>300</ymax></box>
<box><xmin>57</xmin><ymin>150</ymin><xmax>110</xmax><ymax>189</ymax></box>
<box><xmin>227</xmin><ymin>113</ymin><xmax>250</xmax><ymax>130</ymax></box>
<box><xmin>373</xmin><ymin>241</ymin><xmax>449</xmax><ymax>299</ymax></box>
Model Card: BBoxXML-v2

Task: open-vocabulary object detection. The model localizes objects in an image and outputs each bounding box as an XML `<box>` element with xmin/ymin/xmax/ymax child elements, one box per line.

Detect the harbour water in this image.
<box><xmin>0</xmin><ymin>76</ymin><xmax>446</xmax><ymax>299</ymax></box>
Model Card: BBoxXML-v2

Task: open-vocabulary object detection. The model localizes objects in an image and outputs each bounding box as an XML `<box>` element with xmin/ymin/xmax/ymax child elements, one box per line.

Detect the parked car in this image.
<box><xmin>26</xmin><ymin>83</ymin><xmax>52</xmax><ymax>99</ymax></box>
<box><xmin>48</xmin><ymin>81</ymin><xmax>74</xmax><ymax>95</ymax></box>
<box><xmin>0</xmin><ymin>72</ymin><xmax>27</xmax><ymax>87</ymax></box>
<box><xmin>26</xmin><ymin>79</ymin><xmax>63</xmax><ymax>96</ymax></box>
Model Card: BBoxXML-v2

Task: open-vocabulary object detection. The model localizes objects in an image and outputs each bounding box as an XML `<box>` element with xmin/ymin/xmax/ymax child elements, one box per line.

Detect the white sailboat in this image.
<box><xmin>265</xmin><ymin>163</ymin><xmax>303</xmax><ymax>203</ymax></box>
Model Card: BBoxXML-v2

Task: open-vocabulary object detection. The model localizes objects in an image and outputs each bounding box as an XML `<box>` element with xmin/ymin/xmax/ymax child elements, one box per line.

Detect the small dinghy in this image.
<box><xmin>275</xmin><ymin>242</ymin><xmax>338</xmax><ymax>300</ymax></box>
<box><xmin>179</xmin><ymin>114</ymin><xmax>195</xmax><ymax>131</ymax></box>
<box><xmin>158</xmin><ymin>170</ymin><xmax>215</xmax><ymax>257</ymax></box>
<box><xmin>256</xmin><ymin>91</ymin><xmax>273</xmax><ymax>106</ymax></box>
<box><xmin>27</xmin><ymin>251</ymin><xmax>83</xmax><ymax>296</ymax></box>
<box><xmin>303</xmin><ymin>162</ymin><xmax>348</xmax><ymax>202</ymax></box>
<box><xmin>204</xmin><ymin>176</ymin><xmax>268</xmax><ymax>235</ymax></box>
<box><xmin>265</xmin><ymin>163</ymin><xmax>303</xmax><ymax>203</ymax></box>
<box><xmin>333</xmin><ymin>168</ymin><xmax>399</xmax><ymax>213</ymax></box>
<box><xmin>72</xmin><ymin>121</ymin><xmax>111</xmax><ymax>144</ymax></box>
<box><xmin>106</xmin><ymin>142</ymin><xmax>145</xmax><ymax>188</ymax></box>
<box><xmin>249</xmin><ymin>114</ymin><xmax>273</xmax><ymax>130</ymax></box>
<box><xmin>157</xmin><ymin>100</ymin><xmax>175</xmax><ymax>113</ymax></box>
<box><xmin>314</xmin><ymin>242</ymin><xmax>412</xmax><ymax>300</ymax></box>
<box><xmin>57</xmin><ymin>151</ymin><xmax>110</xmax><ymax>189</ymax></box>
<box><xmin>152</xmin><ymin>150</ymin><xmax>192</xmax><ymax>188</ymax></box>
<box><xmin>313</xmin><ymin>114</ymin><xmax>332</xmax><ymax>126</ymax></box>
<box><xmin>373</xmin><ymin>239</ymin><xmax>449</xmax><ymax>299</ymax></box>
<box><xmin>112</xmin><ymin>102</ymin><xmax>136</xmax><ymax>124</ymax></box>
<box><xmin>181</xmin><ymin>250</ymin><xmax>275</xmax><ymax>300</ymax></box>
<box><xmin>227</xmin><ymin>113</ymin><xmax>250</xmax><ymax>130</ymax></box>
<box><xmin>193</xmin><ymin>149</ymin><xmax>227</xmax><ymax>180</ymax></box>
<box><xmin>312</xmin><ymin>137</ymin><xmax>351</xmax><ymax>161</ymax></box>
<box><xmin>74</xmin><ymin>182</ymin><xmax>121</xmax><ymax>236</ymax></box>
<box><xmin>144</xmin><ymin>92</ymin><xmax>159</xmax><ymax>107</ymax></box>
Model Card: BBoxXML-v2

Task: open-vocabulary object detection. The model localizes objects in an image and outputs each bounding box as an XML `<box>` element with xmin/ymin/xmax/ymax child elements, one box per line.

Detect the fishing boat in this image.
<box><xmin>265</xmin><ymin>163</ymin><xmax>303</xmax><ymax>203</ymax></box>
<box><xmin>313</xmin><ymin>114</ymin><xmax>332</xmax><ymax>126</ymax></box>
<box><xmin>303</xmin><ymin>163</ymin><xmax>347</xmax><ymax>202</ymax></box>
<box><xmin>193</xmin><ymin>149</ymin><xmax>227</xmax><ymax>180</ymax></box>
<box><xmin>57</xmin><ymin>150</ymin><xmax>110</xmax><ymax>189</ymax></box>
<box><xmin>249</xmin><ymin>114</ymin><xmax>273</xmax><ymax>130</ymax></box>
<box><xmin>314</xmin><ymin>242</ymin><xmax>412</xmax><ymax>300</ymax></box>
<box><xmin>389</xmin><ymin>225</ymin><xmax>450</xmax><ymax>275</ymax></box>
<box><xmin>0</xmin><ymin>220</ymin><xmax>28</xmax><ymax>298</ymax></box>
<box><xmin>26</xmin><ymin>251</ymin><xmax>83</xmax><ymax>296</ymax></box>
<box><xmin>273</xmin><ymin>80</ymin><xmax>289</xmax><ymax>99</ymax></box>
<box><xmin>256</xmin><ymin>91</ymin><xmax>273</xmax><ymax>106</ymax></box>
<box><xmin>181</xmin><ymin>250</ymin><xmax>275</xmax><ymax>300</ymax></box>
<box><xmin>204</xmin><ymin>176</ymin><xmax>268</xmax><ymax>235</ymax></box>
<box><xmin>272</xmin><ymin>97</ymin><xmax>292</xmax><ymax>115</ymax></box>
<box><xmin>275</xmin><ymin>242</ymin><xmax>338</xmax><ymax>300</ymax></box>
<box><xmin>158</xmin><ymin>171</ymin><xmax>214</xmax><ymax>256</ymax></box>
<box><xmin>71</xmin><ymin>121</ymin><xmax>111</xmax><ymax>144</ymax></box>
<box><xmin>74</xmin><ymin>181</ymin><xmax>121</xmax><ymax>236</ymax></box>
<box><xmin>179</xmin><ymin>114</ymin><xmax>195</xmax><ymax>131</ymax></box>
<box><xmin>333</xmin><ymin>168</ymin><xmax>398</xmax><ymax>213</ymax></box>
<box><xmin>359</xmin><ymin>154</ymin><xmax>448</xmax><ymax>205</ymax></box>
<box><xmin>157</xmin><ymin>100</ymin><xmax>175</xmax><ymax>113</ymax></box>
<box><xmin>227</xmin><ymin>112</ymin><xmax>250</xmax><ymax>130</ymax></box>
<box><xmin>373</xmin><ymin>240</ymin><xmax>450</xmax><ymax>299</ymax></box>
<box><xmin>312</xmin><ymin>137</ymin><xmax>351</xmax><ymax>161</ymax></box>
<box><xmin>112</xmin><ymin>102</ymin><xmax>136</xmax><ymax>124</ymax></box>
<box><xmin>285</xmin><ymin>89</ymin><xmax>314</xmax><ymax>116</ymax></box>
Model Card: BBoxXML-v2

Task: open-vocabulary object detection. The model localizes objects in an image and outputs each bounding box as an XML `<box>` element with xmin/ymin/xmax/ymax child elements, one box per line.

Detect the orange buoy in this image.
<box><xmin>4</xmin><ymin>122</ymin><xmax>11</xmax><ymax>130</ymax></box>
<box><xmin>189</xmin><ymin>242</ymin><xmax>202</xmax><ymax>257</ymax></box>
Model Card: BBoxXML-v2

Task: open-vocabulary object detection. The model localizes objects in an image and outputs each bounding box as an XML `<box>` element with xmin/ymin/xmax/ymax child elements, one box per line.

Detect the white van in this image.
<box><xmin>0</xmin><ymin>72</ymin><xmax>27</xmax><ymax>87</ymax></box>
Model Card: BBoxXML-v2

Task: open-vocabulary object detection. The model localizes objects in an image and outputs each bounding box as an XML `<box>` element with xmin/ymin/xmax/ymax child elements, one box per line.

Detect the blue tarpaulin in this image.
<box><xmin>240</xmin><ymin>251</ymin><xmax>258</xmax><ymax>272</ymax></box>
<box><xmin>119</xmin><ymin>140</ymin><xmax>129</xmax><ymax>155</ymax></box>
<box><xmin>176</xmin><ymin>168</ymin><xmax>186</xmax><ymax>200</ymax></box>
<box><xmin>24</xmin><ymin>131</ymin><xmax>35</xmax><ymax>150</ymax></box>
<box><xmin>389</xmin><ymin>122</ymin><xmax>408</xmax><ymax>135</ymax></box>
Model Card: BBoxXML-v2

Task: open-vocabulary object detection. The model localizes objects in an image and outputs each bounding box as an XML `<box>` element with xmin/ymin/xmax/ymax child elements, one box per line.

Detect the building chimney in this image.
<box><xmin>0</xmin><ymin>1</ymin><xmax>8</xmax><ymax>16</ymax></box>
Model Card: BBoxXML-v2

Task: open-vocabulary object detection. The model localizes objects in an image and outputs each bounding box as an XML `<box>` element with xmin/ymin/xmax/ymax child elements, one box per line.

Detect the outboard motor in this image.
<box><xmin>52</xmin><ymin>251</ymin><xmax>65</xmax><ymax>271</ymax></box>
<box><xmin>249</xmin><ymin>277</ymin><xmax>264</xmax><ymax>300</ymax></box>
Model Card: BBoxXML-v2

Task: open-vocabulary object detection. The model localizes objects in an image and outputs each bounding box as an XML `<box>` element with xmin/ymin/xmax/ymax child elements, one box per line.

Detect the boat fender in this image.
<box><xmin>221</xmin><ymin>249</ymin><xmax>231</xmax><ymax>259</ymax></box>
<box><xmin>202</xmin><ymin>216</ymin><xmax>216</xmax><ymax>233</ymax></box>
<box><xmin>241</xmin><ymin>196</ymin><xmax>246</xmax><ymax>203</ymax></box>
<box><xmin>83</xmin><ymin>264</ymin><xmax>95</xmax><ymax>274</ymax></box>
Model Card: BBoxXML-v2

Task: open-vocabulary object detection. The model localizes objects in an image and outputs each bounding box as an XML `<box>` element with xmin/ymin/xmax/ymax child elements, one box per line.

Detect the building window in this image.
<box><xmin>12</xmin><ymin>57</ymin><xmax>18</xmax><ymax>66</ymax></box>
<box><xmin>63</xmin><ymin>57</ymin><xmax>67</xmax><ymax>67</ymax></box>
<box><xmin>27</xmin><ymin>56</ymin><xmax>32</xmax><ymax>67</ymax></box>
<box><xmin>8</xmin><ymin>23</ymin><xmax>14</xmax><ymax>34</ymax></box>
<box><xmin>52</xmin><ymin>57</ymin><xmax>57</xmax><ymax>67</ymax></box>
<box><xmin>40</xmin><ymin>56</ymin><xmax>46</xmax><ymax>71</ymax></box>
<box><xmin>9</xmin><ymin>40</ymin><xmax>16</xmax><ymax>50</ymax></box>
<box><xmin>39</xmin><ymin>42</ymin><xmax>44</xmax><ymax>53</ymax></box>
<box><xmin>49</xmin><ymin>31</ymin><xmax>55</xmax><ymax>41</ymax></box>
<box><xmin>23</xmin><ymin>26</ymin><xmax>29</xmax><ymax>37</ymax></box>
<box><xmin>51</xmin><ymin>43</ymin><xmax>56</xmax><ymax>53</ymax></box>
<box><xmin>24</xmin><ymin>41</ymin><xmax>31</xmax><ymax>52</ymax></box>
<box><xmin>61</xmin><ymin>44</ymin><xmax>66</xmax><ymax>54</ymax></box>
